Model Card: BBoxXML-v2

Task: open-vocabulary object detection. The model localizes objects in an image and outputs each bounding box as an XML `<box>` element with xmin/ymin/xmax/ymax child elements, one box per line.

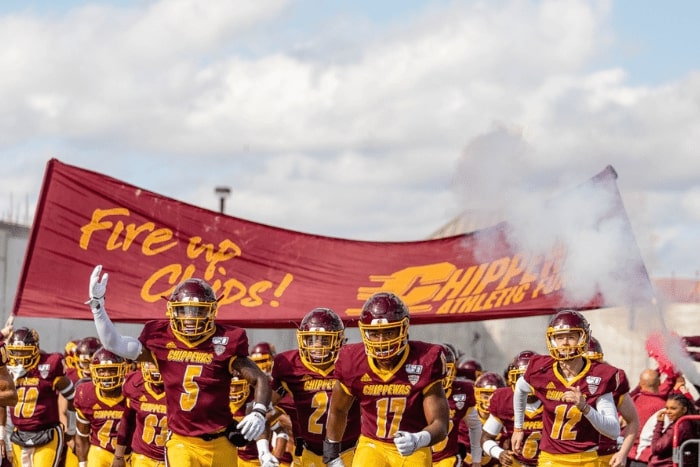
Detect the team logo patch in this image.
<box><xmin>38</xmin><ymin>363</ymin><xmax>50</xmax><ymax>379</ymax></box>
<box><xmin>453</xmin><ymin>393</ymin><xmax>466</xmax><ymax>410</ymax></box>
<box><xmin>213</xmin><ymin>345</ymin><xmax>225</xmax><ymax>356</ymax></box>
<box><xmin>212</xmin><ymin>336</ymin><xmax>229</xmax><ymax>345</ymax></box>
<box><xmin>405</xmin><ymin>364</ymin><xmax>423</xmax><ymax>386</ymax></box>
<box><xmin>586</xmin><ymin>375</ymin><xmax>601</xmax><ymax>394</ymax></box>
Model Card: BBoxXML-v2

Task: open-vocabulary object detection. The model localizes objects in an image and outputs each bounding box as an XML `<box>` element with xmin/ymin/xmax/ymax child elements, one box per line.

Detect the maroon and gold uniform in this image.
<box><xmin>335</xmin><ymin>341</ymin><xmax>445</xmax><ymax>440</ymax></box>
<box><xmin>487</xmin><ymin>386</ymin><xmax>543</xmax><ymax>466</ymax></box>
<box><xmin>432</xmin><ymin>378</ymin><xmax>477</xmax><ymax>465</ymax></box>
<box><xmin>523</xmin><ymin>354</ymin><xmax>619</xmax><ymax>455</ymax></box>
<box><xmin>74</xmin><ymin>379</ymin><xmax>127</xmax><ymax>461</ymax></box>
<box><xmin>121</xmin><ymin>370</ymin><xmax>167</xmax><ymax>464</ymax></box>
<box><xmin>10</xmin><ymin>352</ymin><xmax>68</xmax><ymax>466</ymax></box>
<box><xmin>137</xmin><ymin>320</ymin><xmax>247</xmax><ymax>437</ymax></box>
<box><xmin>272</xmin><ymin>349</ymin><xmax>361</xmax><ymax>464</ymax></box>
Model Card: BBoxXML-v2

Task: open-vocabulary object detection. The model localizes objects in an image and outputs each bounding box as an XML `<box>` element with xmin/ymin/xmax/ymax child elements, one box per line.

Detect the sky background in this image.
<box><xmin>1</xmin><ymin>0</ymin><xmax>699</xmax><ymax>280</ymax></box>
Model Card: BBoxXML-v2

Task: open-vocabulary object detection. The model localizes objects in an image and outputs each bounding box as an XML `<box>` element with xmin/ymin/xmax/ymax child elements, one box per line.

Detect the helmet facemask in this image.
<box><xmin>359</xmin><ymin>318</ymin><xmax>409</xmax><ymax>360</ymax></box>
<box><xmin>167</xmin><ymin>301</ymin><xmax>217</xmax><ymax>341</ymax></box>
<box><xmin>297</xmin><ymin>329</ymin><xmax>344</xmax><ymax>369</ymax></box>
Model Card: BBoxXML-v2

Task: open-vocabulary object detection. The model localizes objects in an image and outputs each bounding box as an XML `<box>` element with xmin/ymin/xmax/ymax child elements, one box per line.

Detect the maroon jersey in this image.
<box><xmin>65</xmin><ymin>366</ymin><xmax>80</xmax><ymax>385</ymax></box>
<box><xmin>598</xmin><ymin>367</ymin><xmax>630</xmax><ymax>455</ymax></box>
<box><xmin>138</xmin><ymin>320</ymin><xmax>248</xmax><ymax>436</ymax></box>
<box><xmin>432</xmin><ymin>378</ymin><xmax>476</xmax><ymax>462</ymax></box>
<box><xmin>335</xmin><ymin>341</ymin><xmax>446</xmax><ymax>442</ymax></box>
<box><xmin>524</xmin><ymin>354</ymin><xmax>619</xmax><ymax>454</ymax></box>
<box><xmin>74</xmin><ymin>381</ymin><xmax>126</xmax><ymax>452</ymax></box>
<box><xmin>232</xmin><ymin>389</ymin><xmax>259</xmax><ymax>462</ymax></box>
<box><xmin>489</xmin><ymin>386</ymin><xmax>543</xmax><ymax>464</ymax></box>
<box><xmin>122</xmin><ymin>371</ymin><xmax>167</xmax><ymax>460</ymax></box>
<box><xmin>272</xmin><ymin>349</ymin><xmax>361</xmax><ymax>454</ymax></box>
<box><xmin>11</xmin><ymin>352</ymin><xmax>65</xmax><ymax>431</ymax></box>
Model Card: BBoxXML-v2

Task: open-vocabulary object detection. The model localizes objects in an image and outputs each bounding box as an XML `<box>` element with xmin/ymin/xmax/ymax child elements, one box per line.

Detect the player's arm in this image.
<box><xmin>565</xmin><ymin>386</ymin><xmax>620</xmax><ymax>439</ymax></box>
<box><xmin>610</xmin><ymin>393</ymin><xmax>639</xmax><ymax>467</ymax></box>
<box><xmin>74</xmin><ymin>417</ymin><xmax>91</xmax><ymax>465</ymax></box>
<box><xmin>421</xmin><ymin>381</ymin><xmax>450</xmax><ymax>444</ymax></box>
<box><xmin>323</xmin><ymin>380</ymin><xmax>355</xmax><ymax>465</ymax></box>
<box><xmin>482</xmin><ymin>413</ymin><xmax>510</xmax><ymax>465</ymax></box>
<box><xmin>113</xmin><ymin>404</ymin><xmax>136</xmax><ymax>467</ymax></box>
<box><xmin>0</xmin><ymin>406</ymin><xmax>7</xmax><ymax>459</ymax></box>
<box><xmin>86</xmin><ymin>265</ymin><xmax>152</xmax><ymax>363</ymax></box>
<box><xmin>233</xmin><ymin>356</ymin><xmax>273</xmax><ymax>442</ymax></box>
<box><xmin>55</xmin><ymin>375</ymin><xmax>77</xmax><ymax>436</ymax></box>
<box><xmin>465</xmin><ymin>406</ymin><xmax>483</xmax><ymax>466</ymax></box>
<box><xmin>511</xmin><ymin>376</ymin><xmax>531</xmax><ymax>455</ymax></box>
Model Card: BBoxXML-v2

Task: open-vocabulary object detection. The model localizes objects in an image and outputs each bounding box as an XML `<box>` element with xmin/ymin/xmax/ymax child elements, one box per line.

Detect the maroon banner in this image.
<box><xmin>12</xmin><ymin>159</ymin><xmax>653</xmax><ymax>327</ymax></box>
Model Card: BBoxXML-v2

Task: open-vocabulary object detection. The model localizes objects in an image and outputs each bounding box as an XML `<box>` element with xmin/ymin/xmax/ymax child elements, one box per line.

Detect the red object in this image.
<box><xmin>13</xmin><ymin>160</ymin><xmax>654</xmax><ymax>327</ymax></box>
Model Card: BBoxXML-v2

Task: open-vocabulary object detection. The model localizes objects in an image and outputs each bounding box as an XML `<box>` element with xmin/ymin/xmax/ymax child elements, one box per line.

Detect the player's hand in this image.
<box><xmin>498</xmin><ymin>449</ymin><xmax>514</xmax><ymax>466</ymax></box>
<box><xmin>393</xmin><ymin>430</ymin><xmax>431</xmax><ymax>456</ymax></box>
<box><xmin>259</xmin><ymin>451</ymin><xmax>279</xmax><ymax>467</ymax></box>
<box><xmin>237</xmin><ymin>411</ymin><xmax>265</xmax><ymax>441</ymax></box>
<box><xmin>7</xmin><ymin>365</ymin><xmax>26</xmax><ymax>381</ymax></box>
<box><xmin>86</xmin><ymin>265</ymin><xmax>108</xmax><ymax>310</ymax></box>
<box><xmin>510</xmin><ymin>430</ymin><xmax>524</xmax><ymax>455</ymax></box>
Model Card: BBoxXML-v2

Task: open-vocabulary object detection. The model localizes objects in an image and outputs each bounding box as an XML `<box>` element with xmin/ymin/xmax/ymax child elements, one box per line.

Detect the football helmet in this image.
<box><xmin>76</xmin><ymin>337</ymin><xmax>102</xmax><ymax>379</ymax></box>
<box><xmin>455</xmin><ymin>357</ymin><xmax>483</xmax><ymax>381</ymax></box>
<box><xmin>230</xmin><ymin>369</ymin><xmax>250</xmax><ymax>404</ymax></box>
<box><xmin>474</xmin><ymin>372</ymin><xmax>505</xmax><ymax>413</ymax></box>
<box><xmin>546</xmin><ymin>309</ymin><xmax>590</xmax><ymax>361</ymax></box>
<box><xmin>141</xmin><ymin>361</ymin><xmax>163</xmax><ymax>385</ymax></box>
<box><xmin>64</xmin><ymin>339</ymin><xmax>81</xmax><ymax>370</ymax></box>
<box><xmin>358</xmin><ymin>292</ymin><xmax>409</xmax><ymax>360</ymax></box>
<box><xmin>507</xmin><ymin>350</ymin><xmax>537</xmax><ymax>389</ymax></box>
<box><xmin>441</xmin><ymin>344</ymin><xmax>457</xmax><ymax>391</ymax></box>
<box><xmin>251</xmin><ymin>342</ymin><xmax>276</xmax><ymax>374</ymax></box>
<box><xmin>6</xmin><ymin>327</ymin><xmax>41</xmax><ymax>370</ymax></box>
<box><xmin>586</xmin><ymin>336</ymin><xmax>604</xmax><ymax>362</ymax></box>
<box><xmin>166</xmin><ymin>278</ymin><xmax>219</xmax><ymax>341</ymax></box>
<box><xmin>297</xmin><ymin>308</ymin><xmax>345</xmax><ymax>369</ymax></box>
<box><xmin>90</xmin><ymin>347</ymin><xmax>127</xmax><ymax>391</ymax></box>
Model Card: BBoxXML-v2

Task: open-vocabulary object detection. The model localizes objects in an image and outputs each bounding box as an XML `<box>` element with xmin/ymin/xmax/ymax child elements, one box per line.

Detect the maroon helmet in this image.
<box><xmin>474</xmin><ymin>372</ymin><xmax>506</xmax><ymax>413</ymax></box>
<box><xmin>90</xmin><ymin>347</ymin><xmax>127</xmax><ymax>391</ymax></box>
<box><xmin>358</xmin><ymin>292</ymin><xmax>409</xmax><ymax>360</ymax></box>
<box><xmin>441</xmin><ymin>344</ymin><xmax>457</xmax><ymax>390</ymax></box>
<box><xmin>6</xmin><ymin>327</ymin><xmax>41</xmax><ymax>370</ymax></box>
<box><xmin>507</xmin><ymin>350</ymin><xmax>538</xmax><ymax>388</ymax></box>
<box><xmin>76</xmin><ymin>336</ymin><xmax>102</xmax><ymax>379</ymax></box>
<box><xmin>64</xmin><ymin>339</ymin><xmax>81</xmax><ymax>370</ymax></box>
<box><xmin>297</xmin><ymin>308</ymin><xmax>345</xmax><ymax>369</ymax></box>
<box><xmin>455</xmin><ymin>356</ymin><xmax>483</xmax><ymax>381</ymax></box>
<box><xmin>546</xmin><ymin>309</ymin><xmax>591</xmax><ymax>360</ymax></box>
<box><xmin>250</xmin><ymin>342</ymin><xmax>276</xmax><ymax>373</ymax></box>
<box><xmin>166</xmin><ymin>278</ymin><xmax>218</xmax><ymax>340</ymax></box>
<box><xmin>586</xmin><ymin>336</ymin><xmax>604</xmax><ymax>362</ymax></box>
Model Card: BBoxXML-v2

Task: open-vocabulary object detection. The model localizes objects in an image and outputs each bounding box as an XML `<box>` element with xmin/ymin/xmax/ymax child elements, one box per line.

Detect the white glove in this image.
<box><xmin>8</xmin><ymin>365</ymin><xmax>26</xmax><ymax>381</ymax></box>
<box><xmin>256</xmin><ymin>439</ymin><xmax>280</xmax><ymax>467</ymax></box>
<box><xmin>237</xmin><ymin>404</ymin><xmax>267</xmax><ymax>441</ymax></box>
<box><xmin>327</xmin><ymin>458</ymin><xmax>345</xmax><ymax>467</ymax></box>
<box><xmin>393</xmin><ymin>430</ymin><xmax>431</xmax><ymax>456</ymax></box>
<box><xmin>85</xmin><ymin>265</ymin><xmax>108</xmax><ymax>310</ymax></box>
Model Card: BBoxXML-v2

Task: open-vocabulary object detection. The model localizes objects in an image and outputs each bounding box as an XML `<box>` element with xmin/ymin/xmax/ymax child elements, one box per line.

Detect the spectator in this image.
<box><xmin>648</xmin><ymin>392</ymin><xmax>699</xmax><ymax>467</ymax></box>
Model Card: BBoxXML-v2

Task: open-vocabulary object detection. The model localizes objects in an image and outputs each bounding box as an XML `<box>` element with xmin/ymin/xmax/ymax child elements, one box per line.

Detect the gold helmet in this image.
<box><xmin>7</xmin><ymin>328</ymin><xmax>41</xmax><ymax>371</ymax></box>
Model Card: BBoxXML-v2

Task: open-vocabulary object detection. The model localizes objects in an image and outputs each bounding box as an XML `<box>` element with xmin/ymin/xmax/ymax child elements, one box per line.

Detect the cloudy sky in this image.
<box><xmin>1</xmin><ymin>0</ymin><xmax>699</xmax><ymax>280</ymax></box>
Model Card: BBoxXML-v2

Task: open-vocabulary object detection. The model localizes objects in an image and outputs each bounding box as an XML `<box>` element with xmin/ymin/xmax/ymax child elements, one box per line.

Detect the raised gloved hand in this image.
<box><xmin>85</xmin><ymin>265</ymin><xmax>108</xmax><ymax>311</ymax></box>
<box><xmin>237</xmin><ymin>403</ymin><xmax>267</xmax><ymax>441</ymax></box>
<box><xmin>393</xmin><ymin>430</ymin><xmax>431</xmax><ymax>456</ymax></box>
<box><xmin>8</xmin><ymin>365</ymin><xmax>26</xmax><ymax>382</ymax></box>
<box><xmin>256</xmin><ymin>439</ymin><xmax>280</xmax><ymax>467</ymax></box>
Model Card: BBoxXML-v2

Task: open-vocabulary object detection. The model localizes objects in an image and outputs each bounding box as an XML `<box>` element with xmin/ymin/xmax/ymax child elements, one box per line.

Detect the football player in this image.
<box><xmin>455</xmin><ymin>357</ymin><xmax>483</xmax><ymax>382</ymax></box>
<box><xmin>271</xmin><ymin>307</ymin><xmax>360</xmax><ymax>466</ymax></box>
<box><xmin>3</xmin><ymin>327</ymin><xmax>75</xmax><ymax>466</ymax></box>
<box><xmin>482</xmin><ymin>350</ymin><xmax>543</xmax><ymax>467</ymax></box>
<box><xmin>86</xmin><ymin>265</ymin><xmax>272</xmax><ymax>467</ymax></box>
<box><xmin>431</xmin><ymin>344</ymin><xmax>482</xmax><ymax>467</ymax></box>
<box><xmin>112</xmin><ymin>361</ymin><xmax>168</xmax><ymax>467</ymax></box>
<box><xmin>587</xmin><ymin>337</ymin><xmax>639</xmax><ymax>467</ymax></box>
<box><xmin>511</xmin><ymin>310</ymin><xmax>621</xmax><ymax>467</ymax></box>
<box><xmin>324</xmin><ymin>292</ymin><xmax>449</xmax><ymax>467</ymax></box>
<box><xmin>75</xmin><ymin>337</ymin><xmax>102</xmax><ymax>382</ymax></box>
<box><xmin>74</xmin><ymin>347</ymin><xmax>129</xmax><ymax>466</ymax></box>
<box><xmin>250</xmin><ymin>342</ymin><xmax>276</xmax><ymax>376</ymax></box>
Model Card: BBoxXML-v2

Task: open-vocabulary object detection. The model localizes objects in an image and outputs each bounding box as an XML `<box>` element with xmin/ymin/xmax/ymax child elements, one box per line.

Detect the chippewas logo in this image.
<box><xmin>303</xmin><ymin>379</ymin><xmax>336</xmax><ymax>392</ymax></box>
<box><xmin>545</xmin><ymin>389</ymin><xmax>567</xmax><ymax>402</ymax></box>
<box><xmin>362</xmin><ymin>384</ymin><xmax>411</xmax><ymax>396</ymax></box>
<box><xmin>166</xmin><ymin>350</ymin><xmax>213</xmax><ymax>364</ymax></box>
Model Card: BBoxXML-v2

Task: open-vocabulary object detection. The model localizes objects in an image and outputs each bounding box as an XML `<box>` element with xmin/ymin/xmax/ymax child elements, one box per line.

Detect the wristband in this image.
<box><xmin>256</xmin><ymin>438</ymin><xmax>270</xmax><ymax>455</ymax></box>
<box><xmin>582</xmin><ymin>404</ymin><xmax>591</xmax><ymax>416</ymax></box>
<box><xmin>513</xmin><ymin>427</ymin><xmax>523</xmax><ymax>432</ymax></box>
<box><xmin>79</xmin><ymin>462</ymin><xmax>87</xmax><ymax>467</ymax></box>
<box><xmin>323</xmin><ymin>439</ymin><xmax>341</xmax><ymax>464</ymax></box>
<box><xmin>252</xmin><ymin>402</ymin><xmax>268</xmax><ymax>416</ymax></box>
<box><xmin>113</xmin><ymin>455</ymin><xmax>124</xmax><ymax>461</ymax></box>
